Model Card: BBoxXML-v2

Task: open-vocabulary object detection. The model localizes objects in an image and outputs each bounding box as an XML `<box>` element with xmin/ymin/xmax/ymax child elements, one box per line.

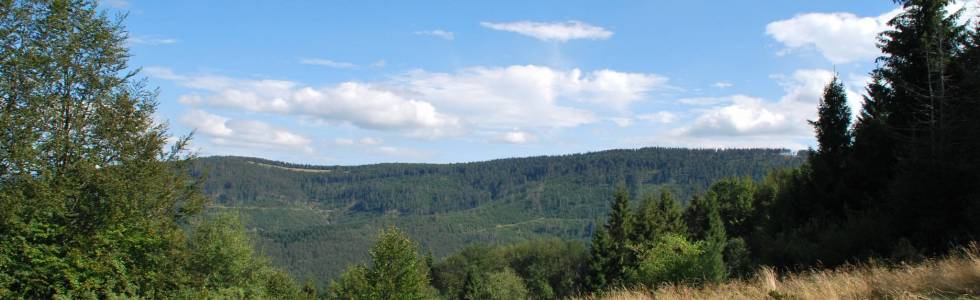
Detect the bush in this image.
<box><xmin>633</xmin><ymin>234</ymin><xmax>705</xmax><ymax>288</ymax></box>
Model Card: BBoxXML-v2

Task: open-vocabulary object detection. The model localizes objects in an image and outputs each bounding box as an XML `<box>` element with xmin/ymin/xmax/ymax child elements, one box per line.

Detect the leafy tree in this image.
<box><xmin>461</xmin><ymin>268</ymin><xmax>528</xmax><ymax>300</ymax></box>
<box><xmin>0</xmin><ymin>0</ymin><xmax>208</xmax><ymax>297</ymax></box>
<box><xmin>633</xmin><ymin>234</ymin><xmax>704</xmax><ymax>288</ymax></box>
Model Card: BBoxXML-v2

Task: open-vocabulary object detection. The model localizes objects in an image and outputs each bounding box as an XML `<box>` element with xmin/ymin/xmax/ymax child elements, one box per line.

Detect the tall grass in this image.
<box><xmin>586</xmin><ymin>244</ymin><xmax>980</xmax><ymax>300</ymax></box>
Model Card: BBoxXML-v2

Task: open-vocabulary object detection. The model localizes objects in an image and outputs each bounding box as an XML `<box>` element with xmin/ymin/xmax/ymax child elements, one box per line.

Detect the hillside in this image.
<box><xmin>189</xmin><ymin>147</ymin><xmax>804</xmax><ymax>285</ymax></box>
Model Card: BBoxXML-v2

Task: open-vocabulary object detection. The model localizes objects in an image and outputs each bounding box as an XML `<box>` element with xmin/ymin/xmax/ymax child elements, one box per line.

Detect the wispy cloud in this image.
<box><xmin>300</xmin><ymin>58</ymin><xmax>359</xmax><ymax>69</ymax></box>
<box><xmin>480</xmin><ymin>20</ymin><xmax>612</xmax><ymax>42</ymax></box>
<box><xmin>414</xmin><ymin>29</ymin><xmax>455</xmax><ymax>40</ymax></box>
<box><xmin>128</xmin><ymin>36</ymin><xmax>178</xmax><ymax>46</ymax></box>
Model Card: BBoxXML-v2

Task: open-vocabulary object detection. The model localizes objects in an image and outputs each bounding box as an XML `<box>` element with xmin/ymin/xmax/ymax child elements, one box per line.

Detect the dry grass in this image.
<box><xmin>586</xmin><ymin>245</ymin><xmax>980</xmax><ymax>300</ymax></box>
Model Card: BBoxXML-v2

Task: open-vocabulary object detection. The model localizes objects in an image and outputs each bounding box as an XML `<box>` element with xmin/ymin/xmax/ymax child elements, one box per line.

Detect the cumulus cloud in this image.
<box><xmin>150</xmin><ymin>68</ymin><xmax>461</xmax><ymax>135</ymax></box>
<box><xmin>766</xmin><ymin>9</ymin><xmax>899</xmax><ymax>64</ymax></box>
<box><xmin>636</xmin><ymin>111</ymin><xmax>678</xmax><ymax>124</ymax></box>
<box><xmin>180</xmin><ymin>110</ymin><xmax>313</xmax><ymax>154</ymax></box>
<box><xmin>676</xmin><ymin>69</ymin><xmax>860</xmax><ymax>142</ymax></box>
<box><xmin>767</xmin><ymin>1</ymin><xmax>978</xmax><ymax>64</ymax></box>
<box><xmin>480</xmin><ymin>20</ymin><xmax>613</xmax><ymax>42</ymax></box>
<box><xmin>153</xmin><ymin>65</ymin><xmax>666</xmax><ymax>141</ymax></box>
<box><xmin>414</xmin><ymin>30</ymin><xmax>455</xmax><ymax>40</ymax></box>
<box><xmin>300</xmin><ymin>58</ymin><xmax>358</xmax><ymax>69</ymax></box>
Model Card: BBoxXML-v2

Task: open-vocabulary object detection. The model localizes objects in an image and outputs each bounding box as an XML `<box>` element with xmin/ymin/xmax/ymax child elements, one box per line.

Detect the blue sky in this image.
<box><xmin>103</xmin><ymin>0</ymin><xmax>978</xmax><ymax>165</ymax></box>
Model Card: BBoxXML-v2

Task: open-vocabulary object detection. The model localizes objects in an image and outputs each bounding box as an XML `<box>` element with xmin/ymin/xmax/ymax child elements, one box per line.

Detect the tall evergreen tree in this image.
<box><xmin>699</xmin><ymin>197</ymin><xmax>727</xmax><ymax>283</ymax></box>
<box><xmin>584</xmin><ymin>227</ymin><xmax>612</xmax><ymax>292</ymax></box>
<box><xmin>873</xmin><ymin>0</ymin><xmax>974</xmax><ymax>251</ymax></box>
<box><xmin>605</xmin><ymin>185</ymin><xmax>633</xmax><ymax>286</ymax></box>
<box><xmin>809</xmin><ymin>76</ymin><xmax>852</xmax><ymax>171</ymax></box>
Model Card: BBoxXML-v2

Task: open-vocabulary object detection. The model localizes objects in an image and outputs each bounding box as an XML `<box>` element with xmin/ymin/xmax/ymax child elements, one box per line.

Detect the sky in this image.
<box><xmin>102</xmin><ymin>0</ymin><xmax>980</xmax><ymax>165</ymax></box>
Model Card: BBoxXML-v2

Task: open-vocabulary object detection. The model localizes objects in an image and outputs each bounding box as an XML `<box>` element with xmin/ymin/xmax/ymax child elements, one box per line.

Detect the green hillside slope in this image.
<box><xmin>189</xmin><ymin>147</ymin><xmax>804</xmax><ymax>285</ymax></box>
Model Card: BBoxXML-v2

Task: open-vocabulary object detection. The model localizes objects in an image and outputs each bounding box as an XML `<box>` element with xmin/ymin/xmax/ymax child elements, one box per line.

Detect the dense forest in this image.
<box><xmin>190</xmin><ymin>148</ymin><xmax>803</xmax><ymax>285</ymax></box>
<box><xmin>2</xmin><ymin>0</ymin><xmax>978</xmax><ymax>299</ymax></box>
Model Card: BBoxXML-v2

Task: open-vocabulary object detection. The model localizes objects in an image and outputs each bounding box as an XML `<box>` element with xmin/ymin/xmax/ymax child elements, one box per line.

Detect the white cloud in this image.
<box><xmin>495</xmin><ymin>131</ymin><xmax>536</xmax><ymax>144</ymax></box>
<box><xmin>480</xmin><ymin>20</ymin><xmax>613</xmax><ymax>42</ymax></box>
<box><xmin>128</xmin><ymin>36</ymin><xmax>179</xmax><ymax>46</ymax></box>
<box><xmin>636</xmin><ymin>111</ymin><xmax>677</xmax><ymax>124</ymax></box>
<box><xmin>153</xmin><ymin>65</ymin><xmax>666</xmax><ymax>140</ymax></box>
<box><xmin>181</xmin><ymin>110</ymin><xmax>313</xmax><ymax>154</ymax></box>
<box><xmin>371</xmin><ymin>60</ymin><xmax>387</xmax><ymax>68</ymax></box>
<box><xmin>713</xmin><ymin>81</ymin><xmax>734</xmax><ymax>88</ymax></box>
<box><xmin>766</xmin><ymin>1</ymin><xmax>978</xmax><ymax>64</ymax></box>
<box><xmin>300</xmin><ymin>58</ymin><xmax>358</xmax><ymax>69</ymax></box>
<box><xmin>414</xmin><ymin>30</ymin><xmax>455</xmax><ymax>40</ymax></box>
<box><xmin>150</xmin><ymin>68</ymin><xmax>461</xmax><ymax>135</ymax></box>
<box><xmin>766</xmin><ymin>9</ymin><xmax>899</xmax><ymax>64</ymax></box>
<box><xmin>676</xmin><ymin>69</ymin><xmax>860</xmax><ymax>143</ymax></box>
<box><xmin>399</xmin><ymin>65</ymin><xmax>667</xmax><ymax>128</ymax></box>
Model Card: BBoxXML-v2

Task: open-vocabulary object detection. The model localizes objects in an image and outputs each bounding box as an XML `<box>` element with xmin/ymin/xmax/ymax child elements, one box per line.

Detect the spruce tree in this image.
<box><xmin>584</xmin><ymin>226</ymin><xmax>612</xmax><ymax>292</ymax></box>
<box><xmin>605</xmin><ymin>185</ymin><xmax>633</xmax><ymax>286</ymax></box>
<box><xmin>699</xmin><ymin>197</ymin><xmax>727</xmax><ymax>283</ymax></box>
<box><xmin>809</xmin><ymin>76</ymin><xmax>852</xmax><ymax>171</ymax></box>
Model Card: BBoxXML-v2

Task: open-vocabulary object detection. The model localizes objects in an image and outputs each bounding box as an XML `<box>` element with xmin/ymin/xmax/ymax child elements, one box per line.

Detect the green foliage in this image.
<box><xmin>700</xmin><ymin>196</ymin><xmax>727</xmax><ymax>284</ymax></box>
<box><xmin>433</xmin><ymin>238</ymin><xmax>586</xmax><ymax>300</ymax></box>
<box><xmin>809</xmin><ymin>76</ymin><xmax>852</xmax><ymax>169</ymax></box>
<box><xmin>632</xmin><ymin>191</ymin><xmax>686</xmax><ymax>245</ymax></box>
<box><xmin>633</xmin><ymin>234</ymin><xmax>704</xmax><ymax>288</ymax></box>
<box><xmin>328</xmin><ymin>228</ymin><xmax>434</xmax><ymax>300</ymax></box>
<box><xmin>0</xmin><ymin>0</ymin><xmax>210</xmax><ymax>297</ymax></box>
<box><xmin>460</xmin><ymin>268</ymin><xmax>529</xmax><ymax>300</ymax></box>
<box><xmin>184</xmin><ymin>213</ymin><xmax>303</xmax><ymax>299</ymax></box>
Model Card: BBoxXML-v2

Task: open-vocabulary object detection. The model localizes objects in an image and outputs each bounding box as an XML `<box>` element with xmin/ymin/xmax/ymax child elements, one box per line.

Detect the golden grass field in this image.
<box><xmin>587</xmin><ymin>245</ymin><xmax>980</xmax><ymax>300</ymax></box>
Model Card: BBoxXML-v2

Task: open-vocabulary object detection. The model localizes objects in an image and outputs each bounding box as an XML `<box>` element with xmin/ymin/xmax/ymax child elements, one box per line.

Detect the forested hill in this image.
<box><xmin>189</xmin><ymin>147</ymin><xmax>804</xmax><ymax>285</ymax></box>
